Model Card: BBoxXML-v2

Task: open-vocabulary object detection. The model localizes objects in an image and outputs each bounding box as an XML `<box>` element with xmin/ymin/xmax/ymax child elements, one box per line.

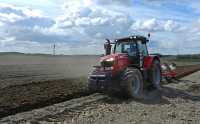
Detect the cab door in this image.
<box><xmin>125</xmin><ymin>41</ymin><xmax>140</xmax><ymax>66</ymax></box>
<box><xmin>137</xmin><ymin>40</ymin><xmax>149</xmax><ymax>68</ymax></box>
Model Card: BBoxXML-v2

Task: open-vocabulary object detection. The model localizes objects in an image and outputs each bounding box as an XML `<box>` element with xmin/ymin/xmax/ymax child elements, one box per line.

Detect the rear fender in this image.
<box><xmin>143</xmin><ymin>56</ymin><xmax>160</xmax><ymax>70</ymax></box>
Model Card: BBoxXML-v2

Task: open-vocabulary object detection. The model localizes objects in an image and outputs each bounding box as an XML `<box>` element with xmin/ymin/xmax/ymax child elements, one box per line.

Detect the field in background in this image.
<box><xmin>1</xmin><ymin>53</ymin><xmax>200</xmax><ymax>88</ymax></box>
<box><xmin>0</xmin><ymin>54</ymin><xmax>99</xmax><ymax>89</ymax></box>
<box><xmin>1</xmin><ymin>53</ymin><xmax>200</xmax><ymax>89</ymax></box>
<box><xmin>161</xmin><ymin>54</ymin><xmax>200</xmax><ymax>65</ymax></box>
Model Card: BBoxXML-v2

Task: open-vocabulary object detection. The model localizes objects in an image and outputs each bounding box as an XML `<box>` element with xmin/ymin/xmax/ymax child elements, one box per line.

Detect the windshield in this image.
<box><xmin>114</xmin><ymin>42</ymin><xmax>137</xmax><ymax>56</ymax></box>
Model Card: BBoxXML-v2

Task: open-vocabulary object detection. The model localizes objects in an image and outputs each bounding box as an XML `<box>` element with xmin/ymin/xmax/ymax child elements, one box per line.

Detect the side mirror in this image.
<box><xmin>104</xmin><ymin>42</ymin><xmax>112</xmax><ymax>55</ymax></box>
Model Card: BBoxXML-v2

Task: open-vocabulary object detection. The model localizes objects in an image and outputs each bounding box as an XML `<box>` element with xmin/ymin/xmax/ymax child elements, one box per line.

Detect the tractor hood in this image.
<box><xmin>100</xmin><ymin>53</ymin><xmax>130</xmax><ymax>74</ymax></box>
<box><xmin>100</xmin><ymin>53</ymin><xmax>128</xmax><ymax>62</ymax></box>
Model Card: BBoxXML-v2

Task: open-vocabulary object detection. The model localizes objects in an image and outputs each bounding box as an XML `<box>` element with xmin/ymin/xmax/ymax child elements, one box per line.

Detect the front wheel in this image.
<box><xmin>121</xmin><ymin>68</ymin><xmax>144</xmax><ymax>99</ymax></box>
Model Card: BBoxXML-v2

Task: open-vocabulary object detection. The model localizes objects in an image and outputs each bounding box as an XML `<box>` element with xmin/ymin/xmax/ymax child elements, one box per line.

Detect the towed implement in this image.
<box><xmin>88</xmin><ymin>34</ymin><xmax>176</xmax><ymax>98</ymax></box>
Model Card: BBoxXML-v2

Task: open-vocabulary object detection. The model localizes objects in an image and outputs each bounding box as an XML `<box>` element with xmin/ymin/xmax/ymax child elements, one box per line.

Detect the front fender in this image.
<box><xmin>143</xmin><ymin>56</ymin><xmax>160</xmax><ymax>70</ymax></box>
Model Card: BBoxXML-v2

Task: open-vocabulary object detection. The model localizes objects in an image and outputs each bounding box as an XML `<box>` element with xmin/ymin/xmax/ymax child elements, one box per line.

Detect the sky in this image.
<box><xmin>0</xmin><ymin>0</ymin><xmax>200</xmax><ymax>55</ymax></box>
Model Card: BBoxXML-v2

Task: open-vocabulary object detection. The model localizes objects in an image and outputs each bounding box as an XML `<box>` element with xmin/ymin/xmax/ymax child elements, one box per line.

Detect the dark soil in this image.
<box><xmin>0</xmin><ymin>63</ymin><xmax>200</xmax><ymax>119</ymax></box>
<box><xmin>0</xmin><ymin>77</ymin><xmax>92</xmax><ymax>118</ymax></box>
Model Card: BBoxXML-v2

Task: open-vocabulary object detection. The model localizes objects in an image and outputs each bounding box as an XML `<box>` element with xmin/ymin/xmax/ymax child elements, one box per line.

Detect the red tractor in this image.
<box><xmin>88</xmin><ymin>35</ymin><xmax>172</xmax><ymax>98</ymax></box>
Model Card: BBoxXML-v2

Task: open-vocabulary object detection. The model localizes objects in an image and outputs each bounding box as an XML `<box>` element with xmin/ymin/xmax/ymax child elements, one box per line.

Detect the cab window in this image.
<box><xmin>137</xmin><ymin>40</ymin><xmax>148</xmax><ymax>56</ymax></box>
<box><xmin>115</xmin><ymin>42</ymin><xmax>137</xmax><ymax>56</ymax></box>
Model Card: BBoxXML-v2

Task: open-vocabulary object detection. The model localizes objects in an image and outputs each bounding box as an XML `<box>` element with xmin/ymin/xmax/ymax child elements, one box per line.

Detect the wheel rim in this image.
<box><xmin>154</xmin><ymin>65</ymin><xmax>161</xmax><ymax>86</ymax></box>
<box><xmin>132</xmin><ymin>76</ymin><xmax>140</xmax><ymax>95</ymax></box>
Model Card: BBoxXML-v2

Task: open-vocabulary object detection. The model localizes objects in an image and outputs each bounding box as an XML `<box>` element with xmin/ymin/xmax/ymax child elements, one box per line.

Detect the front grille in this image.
<box><xmin>90</xmin><ymin>76</ymin><xmax>106</xmax><ymax>80</ymax></box>
<box><xmin>101</xmin><ymin>61</ymin><xmax>114</xmax><ymax>67</ymax></box>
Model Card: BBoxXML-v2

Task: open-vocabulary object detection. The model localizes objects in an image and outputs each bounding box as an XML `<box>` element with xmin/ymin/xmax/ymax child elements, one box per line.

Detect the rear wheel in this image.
<box><xmin>149</xmin><ymin>60</ymin><xmax>162</xmax><ymax>89</ymax></box>
<box><xmin>121</xmin><ymin>68</ymin><xmax>144</xmax><ymax>99</ymax></box>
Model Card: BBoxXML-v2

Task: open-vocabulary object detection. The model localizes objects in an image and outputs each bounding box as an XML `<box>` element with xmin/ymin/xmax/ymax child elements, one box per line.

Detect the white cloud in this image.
<box><xmin>0</xmin><ymin>13</ymin><xmax>23</xmax><ymax>23</ymax></box>
<box><xmin>94</xmin><ymin>0</ymin><xmax>132</xmax><ymax>6</ymax></box>
<box><xmin>95</xmin><ymin>32</ymin><xmax>103</xmax><ymax>38</ymax></box>
<box><xmin>0</xmin><ymin>2</ymin><xmax>56</xmax><ymax>43</ymax></box>
<box><xmin>190</xmin><ymin>19</ymin><xmax>200</xmax><ymax>33</ymax></box>
<box><xmin>131</xmin><ymin>18</ymin><xmax>160</xmax><ymax>31</ymax></box>
<box><xmin>0</xmin><ymin>2</ymin><xmax>51</xmax><ymax>28</ymax></box>
<box><xmin>0</xmin><ymin>3</ymin><xmax>44</xmax><ymax>18</ymax></box>
<box><xmin>0</xmin><ymin>21</ymin><xmax>3</xmax><ymax>26</ymax></box>
<box><xmin>131</xmin><ymin>18</ymin><xmax>179</xmax><ymax>32</ymax></box>
<box><xmin>22</xmin><ymin>8</ymin><xmax>44</xmax><ymax>18</ymax></box>
<box><xmin>61</xmin><ymin>1</ymin><xmax>92</xmax><ymax>18</ymax></box>
<box><xmin>51</xmin><ymin>2</ymin><xmax>133</xmax><ymax>40</ymax></box>
<box><xmin>164</xmin><ymin>20</ymin><xmax>178</xmax><ymax>31</ymax></box>
<box><xmin>75</xmin><ymin>17</ymin><xmax>91</xmax><ymax>26</ymax></box>
<box><xmin>91</xmin><ymin>17</ymin><xmax>109</xmax><ymax>26</ymax></box>
<box><xmin>141</xmin><ymin>18</ymin><xmax>158</xmax><ymax>31</ymax></box>
<box><xmin>55</xmin><ymin>20</ymin><xmax>73</xmax><ymax>28</ymax></box>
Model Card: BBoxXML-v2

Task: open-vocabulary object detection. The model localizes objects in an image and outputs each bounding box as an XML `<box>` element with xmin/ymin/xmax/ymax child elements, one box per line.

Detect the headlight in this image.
<box><xmin>106</xmin><ymin>57</ymin><xmax>114</xmax><ymax>62</ymax></box>
<box><xmin>101</xmin><ymin>57</ymin><xmax>115</xmax><ymax>67</ymax></box>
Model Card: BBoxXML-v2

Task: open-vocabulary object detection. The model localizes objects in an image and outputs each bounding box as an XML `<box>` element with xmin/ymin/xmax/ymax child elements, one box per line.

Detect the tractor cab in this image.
<box><xmin>103</xmin><ymin>35</ymin><xmax>150</xmax><ymax>69</ymax></box>
<box><xmin>113</xmin><ymin>36</ymin><xmax>149</xmax><ymax>67</ymax></box>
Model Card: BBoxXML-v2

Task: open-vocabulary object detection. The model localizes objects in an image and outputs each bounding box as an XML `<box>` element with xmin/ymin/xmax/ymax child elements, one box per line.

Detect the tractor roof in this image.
<box><xmin>115</xmin><ymin>35</ymin><xmax>149</xmax><ymax>43</ymax></box>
